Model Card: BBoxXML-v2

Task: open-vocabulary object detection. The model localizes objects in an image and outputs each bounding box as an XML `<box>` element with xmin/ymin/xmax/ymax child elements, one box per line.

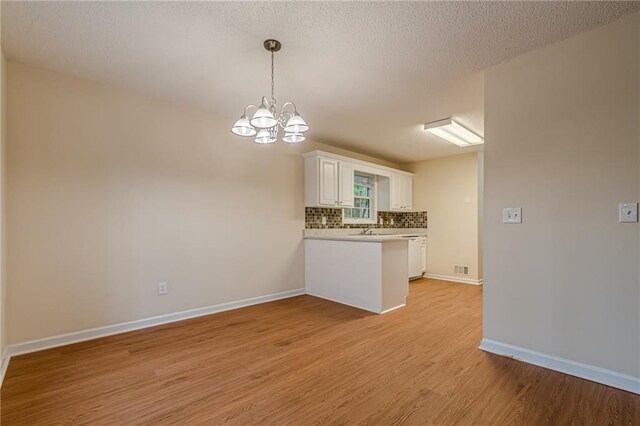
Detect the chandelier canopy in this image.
<box><xmin>231</xmin><ymin>39</ymin><xmax>309</xmax><ymax>144</ymax></box>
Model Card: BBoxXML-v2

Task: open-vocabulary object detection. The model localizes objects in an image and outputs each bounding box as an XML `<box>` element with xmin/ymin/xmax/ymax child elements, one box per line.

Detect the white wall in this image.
<box><xmin>407</xmin><ymin>152</ymin><xmax>482</xmax><ymax>283</ymax></box>
<box><xmin>5</xmin><ymin>61</ymin><xmax>397</xmax><ymax>345</ymax></box>
<box><xmin>484</xmin><ymin>14</ymin><xmax>640</xmax><ymax>379</ymax></box>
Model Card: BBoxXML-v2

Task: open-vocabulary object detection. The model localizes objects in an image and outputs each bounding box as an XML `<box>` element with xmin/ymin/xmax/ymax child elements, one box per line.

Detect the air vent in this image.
<box><xmin>454</xmin><ymin>265</ymin><xmax>469</xmax><ymax>275</ymax></box>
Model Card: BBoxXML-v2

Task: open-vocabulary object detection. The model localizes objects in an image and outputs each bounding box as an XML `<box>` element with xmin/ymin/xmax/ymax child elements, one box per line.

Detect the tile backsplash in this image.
<box><xmin>305</xmin><ymin>207</ymin><xmax>428</xmax><ymax>229</ymax></box>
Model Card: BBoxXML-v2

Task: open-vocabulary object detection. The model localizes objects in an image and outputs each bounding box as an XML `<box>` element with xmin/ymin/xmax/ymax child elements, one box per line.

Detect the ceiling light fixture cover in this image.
<box><xmin>254</xmin><ymin>128</ymin><xmax>277</xmax><ymax>144</ymax></box>
<box><xmin>424</xmin><ymin>118</ymin><xmax>483</xmax><ymax>147</ymax></box>
<box><xmin>283</xmin><ymin>133</ymin><xmax>305</xmax><ymax>143</ymax></box>
<box><xmin>231</xmin><ymin>39</ymin><xmax>309</xmax><ymax>144</ymax></box>
<box><xmin>231</xmin><ymin>115</ymin><xmax>257</xmax><ymax>137</ymax></box>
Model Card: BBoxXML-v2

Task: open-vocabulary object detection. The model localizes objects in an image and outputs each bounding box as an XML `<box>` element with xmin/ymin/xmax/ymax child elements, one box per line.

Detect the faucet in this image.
<box><xmin>361</xmin><ymin>224</ymin><xmax>375</xmax><ymax>235</ymax></box>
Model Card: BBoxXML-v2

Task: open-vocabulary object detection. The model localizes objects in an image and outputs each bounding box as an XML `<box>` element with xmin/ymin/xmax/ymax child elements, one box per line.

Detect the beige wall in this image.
<box><xmin>477</xmin><ymin>152</ymin><xmax>484</xmax><ymax>280</ymax></box>
<box><xmin>407</xmin><ymin>152</ymin><xmax>481</xmax><ymax>282</ymax></box>
<box><xmin>0</xmin><ymin>34</ymin><xmax>6</xmax><ymax>364</ymax></box>
<box><xmin>484</xmin><ymin>14</ymin><xmax>640</xmax><ymax>377</ymax></box>
<box><xmin>5</xmin><ymin>61</ymin><xmax>396</xmax><ymax>344</ymax></box>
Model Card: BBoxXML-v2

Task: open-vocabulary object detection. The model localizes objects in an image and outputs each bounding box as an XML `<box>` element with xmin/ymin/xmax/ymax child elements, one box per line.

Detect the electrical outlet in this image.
<box><xmin>390</xmin><ymin>218</ymin><xmax>394</xmax><ymax>225</ymax></box>
<box><xmin>454</xmin><ymin>265</ymin><xmax>469</xmax><ymax>275</ymax></box>
<box><xmin>158</xmin><ymin>282</ymin><xmax>168</xmax><ymax>295</ymax></box>
<box><xmin>379</xmin><ymin>217</ymin><xmax>383</xmax><ymax>225</ymax></box>
<box><xmin>321</xmin><ymin>216</ymin><xmax>327</xmax><ymax>225</ymax></box>
<box><xmin>619</xmin><ymin>203</ymin><xmax>638</xmax><ymax>223</ymax></box>
<box><xmin>502</xmin><ymin>207</ymin><xmax>522</xmax><ymax>224</ymax></box>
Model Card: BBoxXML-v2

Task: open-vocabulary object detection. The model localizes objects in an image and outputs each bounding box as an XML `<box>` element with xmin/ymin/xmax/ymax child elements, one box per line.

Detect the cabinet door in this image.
<box><xmin>390</xmin><ymin>173</ymin><xmax>404</xmax><ymax>211</ymax></box>
<box><xmin>390</xmin><ymin>174</ymin><xmax>413</xmax><ymax>211</ymax></box>
<box><xmin>404</xmin><ymin>176</ymin><xmax>413</xmax><ymax>211</ymax></box>
<box><xmin>338</xmin><ymin>162</ymin><xmax>355</xmax><ymax>207</ymax></box>
<box><xmin>318</xmin><ymin>158</ymin><xmax>339</xmax><ymax>206</ymax></box>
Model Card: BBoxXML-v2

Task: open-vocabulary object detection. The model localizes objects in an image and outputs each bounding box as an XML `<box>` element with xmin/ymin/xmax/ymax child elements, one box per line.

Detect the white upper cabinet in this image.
<box><xmin>304</xmin><ymin>151</ymin><xmax>413</xmax><ymax>211</ymax></box>
<box><xmin>305</xmin><ymin>153</ymin><xmax>357</xmax><ymax>207</ymax></box>
<box><xmin>318</xmin><ymin>157</ymin><xmax>339</xmax><ymax>206</ymax></box>
<box><xmin>404</xmin><ymin>175</ymin><xmax>413</xmax><ymax>211</ymax></box>
<box><xmin>378</xmin><ymin>173</ymin><xmax>413</xmax><ymax>212</ymax></box>
<box><xmin>338</xmin><ymin>162</ymin><xmax>355</xmax><ymax>207</ymax></box>
<box><xmin>390</xmin><ymin>173</ymin><xmax>404</xmax><ymax>210</ymax></box>
<box><xmin>388</xmin><ymin>173</ymin><xmax>412</xmax><ymax>211</ymax></box>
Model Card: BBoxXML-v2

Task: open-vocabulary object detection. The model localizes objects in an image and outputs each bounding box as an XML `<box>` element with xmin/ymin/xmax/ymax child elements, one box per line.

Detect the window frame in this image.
<box><xmin>342</xmin><ymin>172</ymin><xmax>378</xmax><ymax>225</ymax></box>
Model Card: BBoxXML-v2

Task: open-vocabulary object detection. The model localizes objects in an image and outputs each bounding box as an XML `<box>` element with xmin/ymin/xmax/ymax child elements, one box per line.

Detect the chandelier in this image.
<box><xmin>231</xmin><ymin>39</ymin><xmax>309</xmax><ymax>144</ymax></box>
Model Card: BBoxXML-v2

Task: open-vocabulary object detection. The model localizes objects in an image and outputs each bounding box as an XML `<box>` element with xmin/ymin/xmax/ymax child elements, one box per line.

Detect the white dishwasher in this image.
<box><xmin>407</xmin><ymin>236</ymin><xmax>426</xmax><ymax>280</ymax></box>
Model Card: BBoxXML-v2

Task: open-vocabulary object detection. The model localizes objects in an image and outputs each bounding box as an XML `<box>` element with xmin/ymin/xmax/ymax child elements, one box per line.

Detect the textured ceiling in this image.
<box><xmin>2</xmin><ymin>2</ymin><xmax>639</xmax><ymax>162</ymax></box>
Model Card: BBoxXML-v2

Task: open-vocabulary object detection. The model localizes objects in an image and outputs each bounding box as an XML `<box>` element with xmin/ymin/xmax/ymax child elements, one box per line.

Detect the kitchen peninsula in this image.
<box><xmin>305</xmin><ymin>234</ymin><xmax>412</xmax><ymax>314</ymax></box>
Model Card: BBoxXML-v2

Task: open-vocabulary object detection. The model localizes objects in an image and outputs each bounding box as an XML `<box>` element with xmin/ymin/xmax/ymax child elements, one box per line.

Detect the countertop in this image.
<box><xmin>304</xmin><ymin>229</ymin><xmax>427</xmax><ymax>243</ymax></box>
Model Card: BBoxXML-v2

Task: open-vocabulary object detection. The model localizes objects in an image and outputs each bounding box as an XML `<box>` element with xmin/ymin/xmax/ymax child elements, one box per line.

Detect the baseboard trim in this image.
<box><xmin>424</xmin><ymin>273</ymin><xmax>483</xmax><ymax>285</ymax></box>
<box><xmin>5</xmin><ymin>288</ymin><xmax>305</xmax><ymax>362</ymax></box>
<box><xmin>379</xmin><ymin>304</ymin><xmax>406</xmax><ymax>314</ymax></box>
<box><xmin>305</xmin><ymin>291</ymin><xmax>379</xmax><ymax>314</ymax></box>
<box><xmin>479</xmin><ymin>338</ymin><xmax>640</xmax><ymax>395</ymax></box>
<box><xmin>0</xmin><ymin>348</ymin><xmax>9</xmax><ymax>388</ymax></box>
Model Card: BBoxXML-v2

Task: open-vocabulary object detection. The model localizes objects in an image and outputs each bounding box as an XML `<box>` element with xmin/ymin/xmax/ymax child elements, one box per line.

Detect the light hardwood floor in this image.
<box><xmin>2</xmin><ymin>279</ymin><xmax>639</xmax><ymax>425</ymax></box>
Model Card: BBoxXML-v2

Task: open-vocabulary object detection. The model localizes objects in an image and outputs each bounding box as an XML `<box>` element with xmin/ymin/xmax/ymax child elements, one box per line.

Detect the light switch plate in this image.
<box><xmin>503</xmin><ymin>207</ymin><xmax>522</xmax><ymax>224</ymax></box>
<box><xmin>619</xmin><ymin>203</ymin><xmax>638</xmax><ymax>223</ymax></box>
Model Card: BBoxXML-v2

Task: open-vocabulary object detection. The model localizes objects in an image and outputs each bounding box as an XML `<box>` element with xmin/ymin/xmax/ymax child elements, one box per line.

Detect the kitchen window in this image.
<box><xmin>343</xmin><ymin>173</ymin><xmax>377</xmax><ymax>224</ymax></box>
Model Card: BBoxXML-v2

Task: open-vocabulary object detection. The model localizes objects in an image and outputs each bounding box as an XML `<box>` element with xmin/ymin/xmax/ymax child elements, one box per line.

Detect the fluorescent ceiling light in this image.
<box><xmin>424</xmin><ymin>118</ymin><xmax>483</xmax><ymax>147</ymax></box>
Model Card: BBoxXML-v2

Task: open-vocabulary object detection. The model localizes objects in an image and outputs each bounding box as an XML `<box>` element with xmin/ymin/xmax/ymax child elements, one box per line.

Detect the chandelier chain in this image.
<box><xmin>271</xmin><ymin>50</ymin><xmax>275</xmax><ymax>102</ymax></box>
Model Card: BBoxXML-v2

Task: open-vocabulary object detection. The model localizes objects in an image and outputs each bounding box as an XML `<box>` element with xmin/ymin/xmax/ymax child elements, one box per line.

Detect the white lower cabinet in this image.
<box><xmin>305</xmin><ymin>238</ymin><xmax>408</xmax><ymax>314</ymax></box>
